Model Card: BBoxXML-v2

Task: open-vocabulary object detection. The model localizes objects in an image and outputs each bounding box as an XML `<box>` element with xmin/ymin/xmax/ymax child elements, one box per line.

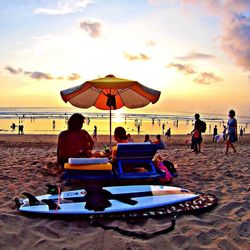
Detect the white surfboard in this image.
<box><xmin>17</xmin><ymin>185</ymin><xmax>199</xmax><ymax>215</ymax></box>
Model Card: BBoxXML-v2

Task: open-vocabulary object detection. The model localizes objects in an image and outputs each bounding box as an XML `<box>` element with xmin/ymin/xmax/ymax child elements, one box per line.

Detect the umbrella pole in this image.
<box><xmin>109</xmin><ymin>106</ymin><xmax>112</xmax><ymax>144</ymax></box>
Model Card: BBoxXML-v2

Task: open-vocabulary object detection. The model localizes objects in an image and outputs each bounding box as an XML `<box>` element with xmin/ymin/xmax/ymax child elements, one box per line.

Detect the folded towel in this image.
<box><xmin>64</xmin><ymin>162</ymin><xmax>112</xmax><ymax>171</ymax></box>
<box><xmin>68</xmin><ymin>158</ymin><xmax>109</xmax><ymax>165</ymax></box>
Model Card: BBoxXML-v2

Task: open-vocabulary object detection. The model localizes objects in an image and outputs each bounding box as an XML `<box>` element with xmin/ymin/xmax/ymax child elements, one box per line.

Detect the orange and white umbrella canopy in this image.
<box><xmin>60</xmin><ymin>74</ymin><xmax>161</xmax><ymax>110</ymax></box>
<box><xmin>61</xmin><ymin>74</ymin><xmax>161</xmax><ymax>142</ymax></box>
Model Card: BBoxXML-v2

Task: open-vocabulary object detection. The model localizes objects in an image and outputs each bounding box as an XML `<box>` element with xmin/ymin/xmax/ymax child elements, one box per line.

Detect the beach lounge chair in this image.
<box><xmin>63</xmin><ymin>158</ymin><xmax>114</xmax><ymax>185</ymax></box>
<box><xmin>114</xmin><ymin>143</ymin><xmax>165</xmax><ymax>182</ymax></box>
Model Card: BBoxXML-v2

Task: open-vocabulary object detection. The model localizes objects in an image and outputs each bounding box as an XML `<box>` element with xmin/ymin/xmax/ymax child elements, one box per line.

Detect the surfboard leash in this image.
<box><xmin>90</xmin><ymin>213</ymin><xmax>177</xmax><ymax>239</ymax></box>
<box><xmin>55</xmin><ymin>186</ymin><xmax>61</xmax><ymax>213</ymax></box>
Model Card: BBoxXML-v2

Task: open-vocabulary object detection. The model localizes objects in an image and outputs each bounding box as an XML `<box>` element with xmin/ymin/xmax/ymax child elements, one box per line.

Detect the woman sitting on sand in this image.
<box><xmin>144</xmin><ymin>134</ymin><xmax>152</xmax><ymax>143</ymax></box>
<box><xmin>57</xmin><ymin>113</ymin><xmax>94</xmax><ymax>170</ymax></box>
<box><xmin>111</xmin><ymin>126</ymin><xmax>128</xmax><ymax>161</ymax></box>
<box><xmin>153</xmin><ymin>134</ymin><xmax>166</xmax><ymax>149</ymax></box>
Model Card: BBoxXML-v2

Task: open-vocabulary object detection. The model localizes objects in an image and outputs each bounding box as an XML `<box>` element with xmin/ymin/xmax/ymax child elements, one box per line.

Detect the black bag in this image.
<box><xmin>163</xmin><ymin>160</ymin><xmax>177</xmax><ymax>175</ymax></box>
<box><xmin>199</xmin><ymin>120</ymin><xmax>207</xmax><ymax>133</ymax></box>
<box><xmin>85</xmin><ymin>185</ymin><xmax>112</xmax><ymax>211</ymax></box>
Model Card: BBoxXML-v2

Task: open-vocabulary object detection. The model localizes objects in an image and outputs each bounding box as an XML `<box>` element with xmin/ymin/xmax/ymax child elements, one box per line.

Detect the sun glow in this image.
<box><xmin>113</xmin><ymin>110</ymin><xmax>124</xmax><ymax>123</ymax></box>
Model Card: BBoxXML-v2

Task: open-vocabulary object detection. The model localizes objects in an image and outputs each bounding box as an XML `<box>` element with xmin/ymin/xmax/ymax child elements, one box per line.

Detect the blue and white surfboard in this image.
<box><xmin>16</xmin><ymin>185</ymin><xmax>199</xmax><ymax>215</ymax></box>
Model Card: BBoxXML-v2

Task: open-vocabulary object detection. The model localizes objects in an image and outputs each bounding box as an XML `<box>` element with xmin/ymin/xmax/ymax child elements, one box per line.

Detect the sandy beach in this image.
<box><xmin>0</xmin><ymin>133</ymin><xmax>249</xmax><ymax>249</ymax></box>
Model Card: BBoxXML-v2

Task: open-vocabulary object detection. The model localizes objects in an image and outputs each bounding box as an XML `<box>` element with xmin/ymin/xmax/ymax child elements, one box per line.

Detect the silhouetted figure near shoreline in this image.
<box><xmin>165</xmin><ymin>128</ymin><xmax>171</xmax><ymax>139</ymax></box>
<box><xmin>11</xmin><ymin>123</ymin><xmax>16</xmax><ymax>130</ymax></box>
<box><xmin>18</xmin><ymin>124</ymin><xmax>24</xmax><ymax>134</ymax></box>
<box><xmin>213</xmin><ymin>125</ymin><xmax>218</xmax><ymax>142</ymax></box>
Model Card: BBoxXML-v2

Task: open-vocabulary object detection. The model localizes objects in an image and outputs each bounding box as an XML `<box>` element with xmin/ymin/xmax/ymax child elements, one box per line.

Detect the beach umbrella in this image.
<box><xmin>60</xmin><ymin>74</ymin><xmax>161</xmax><ymax>143</ymax></box>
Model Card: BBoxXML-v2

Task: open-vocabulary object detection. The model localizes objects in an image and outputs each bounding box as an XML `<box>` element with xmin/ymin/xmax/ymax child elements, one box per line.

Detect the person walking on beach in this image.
<box><xmin>213</xmin><ymin>125</ymin><xmax>218</xmax><ymax>142</ymax></box>
<box><xmin>239</xmin><ymin>127</ymin><xmax>243</xmax><ymax>137</ymax></box>
<box><xmin>191</xmin><ymin>113</ymin><xmax>205</xmax><ymax>153</ymax></box>
<box><xmin>165</xmin><ymin>128</ymin><xmax>171</xmax><ymax>139</ymax></box>
<box><xmin>225</xmin><ymin>109</ymin><xmax>237</xmax><ymax>155</ymax></box>
<box><xmin>162</xmin><ymin>123</ymin><xmax>165</xmax><ymax>134</ymax></box>
<box><xmin>57</xmin><ymin>113</ymin><xmax>94</xmax><ymax>170</ymax></box>
<box><xmin>222</xmin><ymin>125</ymin><xmax>227</xmax><ymax>140</ymax></box>
<box><xmin>93</xmin><ymin>125</ymin><xmax>97</xmax><ymax>142</ymax></box>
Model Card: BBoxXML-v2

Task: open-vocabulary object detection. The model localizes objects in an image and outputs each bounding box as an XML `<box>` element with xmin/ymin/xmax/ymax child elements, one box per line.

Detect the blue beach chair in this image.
<box><xmin>114</xmin><ymin>143</ymin><xmax>165</xmax><ymax>181</ymax></box>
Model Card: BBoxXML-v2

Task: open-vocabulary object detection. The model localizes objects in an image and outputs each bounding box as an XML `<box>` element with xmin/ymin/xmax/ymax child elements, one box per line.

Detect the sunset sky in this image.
<box><xmin>1</xmin><ymin>0</ymin><xmax>250</xmax><ymax>116</ymax></box>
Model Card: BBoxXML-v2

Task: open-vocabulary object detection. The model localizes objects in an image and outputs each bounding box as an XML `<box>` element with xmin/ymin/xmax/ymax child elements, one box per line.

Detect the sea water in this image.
<box><xmin>0</xmin><ymin>107</ymin><xmax>249</xmax><ymax>135</ymax></box>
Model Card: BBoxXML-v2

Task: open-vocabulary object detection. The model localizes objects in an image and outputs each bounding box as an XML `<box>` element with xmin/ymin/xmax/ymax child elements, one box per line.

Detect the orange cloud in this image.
<box><xmin>79</xmin><ymin>19</ymin><xmax>102</xmax><ymax>38</ymax></box>
<box><xmin>176</xmin><ymin>52</ymin><xmax>215</xmax><ymax>61</ymax></box>
<box><xmin>67</xmin><ymin>73</ymin><xmax>81</xmax><ymax>81</ymax></box>
<box><xmin>4</xmin><ymin>66</ymin><xmax>23</xmax><ymax>75</ymax></box>
<box><xmin>193</xmin><ymin>72</ymin><xmax>223</xmax><ymax>85</ymax></box>
<box><xmin>24</xmin><ymin>71</ymin><xmax>54</xmax><ymax>80</ymax></box>
<box><xmin>123</xmin><ymin>52</ymin><xmax>150</xmax><ymax>61</ymax></box>
<box><xmin>167</xmin><ymin>63</ymin><xmax>196</xmax><ymax>74</ymax></box>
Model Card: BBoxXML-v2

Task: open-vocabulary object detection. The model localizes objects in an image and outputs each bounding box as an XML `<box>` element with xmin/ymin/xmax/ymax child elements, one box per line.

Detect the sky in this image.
<box><xmin>0</xmin><ymin>0</ymin><xmax>250</xmax><ymax>116</ymax></box>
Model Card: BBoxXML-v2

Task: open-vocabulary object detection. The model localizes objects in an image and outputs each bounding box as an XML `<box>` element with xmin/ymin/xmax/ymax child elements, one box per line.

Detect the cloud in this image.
<box><xmin>175</xmin><ymin>52</ymin><xmax>215</xmax><ymax>61</ymax></box>
<box><xmin>179</xmin><ymin>0</ymin><xmax>250</xmax><ymax>71</ymax></box>
<box><xmin>5</xmin><ymin>66</ymin><xmax>82</xmax><ymax>81</ymax></box>
<box><xmin>24</xmin><ymin>71</ymin><xmax>54</xmax><ymax>80</ymax></box>
<box><xmin>220</xmin><ymin>14</ymin><xmax>250</xmax><ymax>71</ymax></box>
<box><xmin>150</xmin><ymin>1</ymin><xmax>250</xmax><ymax>70</ymax></box>
<box><xmin>123</xmin><ymin>52</ymin><xmax>150</xmax><ymax>61</ymax></box>
<box><xmin>4</xmin><ymin>66</ymin><xmax>23</xmax><ymax>75</ymax></box>
<box><xmin>34</xmin><ymin>0</ymin><xmax>93</xmax><ymax>15</ymax></box>
<box><xmin>79</xmin><ymin>19</ymin><xmax>102</xmax><ymax>38</ymax></box>
<box><xmin>167</xmin><ymin>62</ymin><xmax>196</xmax><ymax>74</ymax></box>
<box><xmin>167</xmin><ymin>61</ymin><xmax>223</xmax><ymax>85</ymax></box>
<box><xmin>67</xmin><ymin>73</ymin><xmax>81</xmax><ymax>81</ymax></box>
<box><xmin>193</xmin><ymin>72</ymin><xmax>223</xmax><ymax>85</ymax></box>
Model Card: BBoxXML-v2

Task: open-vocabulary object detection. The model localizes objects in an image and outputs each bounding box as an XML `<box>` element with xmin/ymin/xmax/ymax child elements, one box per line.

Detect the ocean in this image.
<box><xmin>0</xmin><ymin>107</ymin><xmax>249</xmax><ymax>135</ymax></box>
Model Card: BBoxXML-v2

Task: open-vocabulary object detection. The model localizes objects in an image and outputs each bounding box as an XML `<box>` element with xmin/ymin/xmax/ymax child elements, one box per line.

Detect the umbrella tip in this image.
<box><xmin>105</xmin><ymin>74</ymin><xmax>115</xmax><ymax>78</ymax></box>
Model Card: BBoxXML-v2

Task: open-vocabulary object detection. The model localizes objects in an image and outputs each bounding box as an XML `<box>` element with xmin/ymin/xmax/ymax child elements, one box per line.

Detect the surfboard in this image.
<box><xmin>16</xmin><ymin>185</ymin><xmax>199</xmax><ymax>215</ymax></box>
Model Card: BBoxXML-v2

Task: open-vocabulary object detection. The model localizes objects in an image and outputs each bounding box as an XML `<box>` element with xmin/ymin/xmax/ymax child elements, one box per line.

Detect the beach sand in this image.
<box><xmin>0</xmin><ymin>133</ymin><xmax>249</xmax><ymax>249</ymax></box>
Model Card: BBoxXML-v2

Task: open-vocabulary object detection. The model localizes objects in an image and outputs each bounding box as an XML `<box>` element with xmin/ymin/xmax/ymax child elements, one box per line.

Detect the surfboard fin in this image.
<box><xmin>104</xmin><ymin>189</ymin><xmax>138</xmax><ymax>206</ymax></box>
<box><xmin>113</xmin><ymin>196</ymin><xmax>138</xmax><ymax>206</ymax></box>
<box><xmin>15</xmin><ymin>197</ymin><xmax>24</xmax><ymax>208</ymax></box>
<box><xmin>42</xmin><ymin>199</ymin><xmax>61</xmax><ymax>210</ymax></box>
<box><xmin>23</xmin><ymin>192</ymin><xmax>40</xmax><ymax>206</ymax></box>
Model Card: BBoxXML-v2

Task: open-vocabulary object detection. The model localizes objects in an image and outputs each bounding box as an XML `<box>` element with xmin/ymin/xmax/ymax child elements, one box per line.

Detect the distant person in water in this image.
<box><xmin>10</xmin><ymin>123</ymin><xmax>16</xmax><ymax>130</ymax></box>
<box><xmin>225</xmin><ymin>109</ymin><xmax>237</xmax><ymax>154</ymax></box>
<box><xmin>144</xmin><ymin>134</ymin><xmax>152</xmax><ymax>143</ymax></box>
<box><xmin>57</xmin><ymin>113</ymin><xmax>94</xmax><ymax>170</ymax></box>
